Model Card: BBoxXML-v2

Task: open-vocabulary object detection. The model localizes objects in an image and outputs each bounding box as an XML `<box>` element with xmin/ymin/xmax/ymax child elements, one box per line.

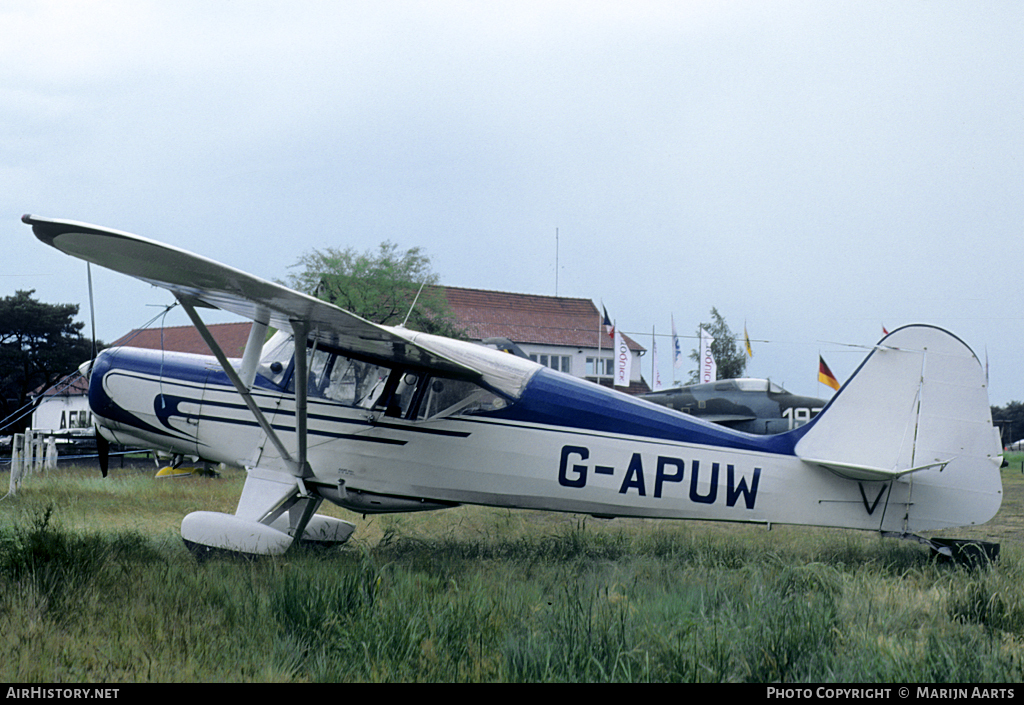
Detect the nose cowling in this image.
<box><xmin>85</xmin><ymin>347</ymin><xmax>209</xmax><ymax>459</ymax></box>
<box><xmin>77</xmin><ymin>356</ymin><xmax>108</xmax><ymax>476</ymax></box>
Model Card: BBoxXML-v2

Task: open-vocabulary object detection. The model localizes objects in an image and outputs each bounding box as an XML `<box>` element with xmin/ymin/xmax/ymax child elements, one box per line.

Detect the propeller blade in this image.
<box><xmin>96</xmin><ymin>429</ymin><xmax>109</xmax><ymax>478</ymax></box>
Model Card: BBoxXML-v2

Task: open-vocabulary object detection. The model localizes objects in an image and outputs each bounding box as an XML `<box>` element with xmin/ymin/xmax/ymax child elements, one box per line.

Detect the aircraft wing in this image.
<box><xmin>24</xmin><ymin>215</ymin><xmax>479</xmax><ymax>379</ymax></box>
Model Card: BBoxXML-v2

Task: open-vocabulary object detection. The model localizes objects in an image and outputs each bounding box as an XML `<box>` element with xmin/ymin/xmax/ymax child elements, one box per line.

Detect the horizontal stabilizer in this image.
<box><xmin>801</xmin><ymin>457</ymin><xmax>951</xmax><ymax>482</ymax></box>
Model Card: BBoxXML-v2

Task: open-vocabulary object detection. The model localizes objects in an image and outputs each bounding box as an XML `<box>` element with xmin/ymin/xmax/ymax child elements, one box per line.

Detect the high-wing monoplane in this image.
<box><xmin>640</xmin><ymin>379</ymin><xmax>829</xmax><ymax>435</ymax></box>
<box><xmin>24</xmin><ymin>216</ymin><xmax>1004</xmax><ymax>560</ymax></box>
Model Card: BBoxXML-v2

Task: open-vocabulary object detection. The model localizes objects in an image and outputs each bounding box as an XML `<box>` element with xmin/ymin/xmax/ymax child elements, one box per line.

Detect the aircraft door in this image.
<box><xmin>195</xmin><ymin>333</ymin><xmax>294</xmax><ymax>468</ymax></box>
<box><xmin>246</xmin><ymin>334</ymin><xmax>300</xmax><ymax>469</ymax></box>
<box><xmin>246</xmin><ymin>338</ymin><xmax>393</xmax><ymax>467</ymax></box>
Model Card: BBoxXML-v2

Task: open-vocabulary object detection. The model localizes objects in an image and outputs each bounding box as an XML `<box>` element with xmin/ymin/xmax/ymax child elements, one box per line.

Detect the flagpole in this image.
<box><xmin>555</xmin><ymin>227</ymin><xmax>558</xmax><ymax>296</ymax></box>
<box><xmin>671</xmin><ymin>314</ymin><xmax>681</xmax><ymax>386</ymax></box>
<box><xmin>651</xmin><ymin>325</ymin><xmax>662</xmax><ymax>391</ymax></box>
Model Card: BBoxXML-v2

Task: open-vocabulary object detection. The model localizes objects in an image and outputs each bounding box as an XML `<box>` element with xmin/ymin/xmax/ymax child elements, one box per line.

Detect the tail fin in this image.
<box><xmin>795</xmin><ymin>325</ymin><xmax>1002</xmax><ymax>531</ymax></box>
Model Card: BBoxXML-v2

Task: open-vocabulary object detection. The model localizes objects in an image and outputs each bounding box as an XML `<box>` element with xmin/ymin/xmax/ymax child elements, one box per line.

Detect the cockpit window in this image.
<box><xmin>413</xmin><ymin>377</ymin><xmax>507</xmax><ymax>420</ymax></box>
<box><xmin>257</xmin><ymin>333</ymin><xmax>510</xmax><ymax>420</ymax></box>
<box><xmin>259</xmin><ymin>333</ymin><xmax>389</xmax><ymax>404</ymax></box>
<box><xmin>306</xmin><ymin>347</ymin><xmax>389</xmax><ymax>406</ymax></box>
<box><xmin>733</xmin><ymin>378</ymin><xmax>786</xmax><ymax>394</ymax></box>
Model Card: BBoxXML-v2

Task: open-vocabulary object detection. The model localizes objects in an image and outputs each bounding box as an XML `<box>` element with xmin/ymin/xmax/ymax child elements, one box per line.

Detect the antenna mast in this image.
<box><xmin>401</xmin><ymin>281</ymin><xmax>427</xmax><ymax>328</ymax></box>
<box><xmin>555</xmin><ymin>227</ymin><xmax>559</xmax><ymax>296</ymax></box>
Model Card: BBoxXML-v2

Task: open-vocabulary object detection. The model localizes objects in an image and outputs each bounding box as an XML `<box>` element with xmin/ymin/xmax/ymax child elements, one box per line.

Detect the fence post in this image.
<box><xmin>45</xmin><ymin>436</ymin><xmax>58</xmax><ymax>470</ymax></box>
<box><xmin>30</xmin><ymin>431</ymin><xmax>42</xmax><ymax>474</ymax></box>
<box><xmin>9</xmin><ymin>433</ymin><xmax>24</xmax><ymax>496</ymax></box>
<box><xmin>24</xmin><ymin>431</ymin><xmax>34</xmax><ymax>476</ymax></box>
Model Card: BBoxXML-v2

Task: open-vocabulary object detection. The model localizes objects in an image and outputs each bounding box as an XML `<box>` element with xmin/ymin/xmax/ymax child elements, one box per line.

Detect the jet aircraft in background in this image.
<box><xmin>640</xmin><ymin>379</ymin><xmax>829</xmax><ymax>435</ymax></box>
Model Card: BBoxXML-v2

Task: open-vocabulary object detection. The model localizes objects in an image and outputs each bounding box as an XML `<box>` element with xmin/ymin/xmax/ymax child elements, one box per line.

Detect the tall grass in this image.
<box><xmin>1</xmin><ymin>464</ymin><xmax>1022</xmax><ymax>682</ymax></box>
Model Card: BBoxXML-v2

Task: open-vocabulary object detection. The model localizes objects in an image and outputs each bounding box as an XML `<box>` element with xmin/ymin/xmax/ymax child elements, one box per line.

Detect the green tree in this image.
<box><xmin>0</xmin><ymin>290</ymin><xmax>97</xmax><ymax>432</ymax></box>
<box><xmin>284</xmin><ymin>241</ymin><xmax>465</xmax><ymax>338</ymax></box>
<box><xmin>688</xmin><ymin>307</ymin><xmax>748</xmax><ymax>382</ymax></box>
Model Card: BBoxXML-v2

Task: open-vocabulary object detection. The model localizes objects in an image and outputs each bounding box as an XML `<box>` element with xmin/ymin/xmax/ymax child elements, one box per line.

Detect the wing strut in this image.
<box><xmin>178</xmin><ymin>297</ymin><xmax>303</xmax><ymax>474</ymax></box>
<box><xmin>179</xmin><ymin>298</ymin><xmax>321</xmax><ymax>548</ymax></box>
<box><xmin>290</xmin><ymin>318</ymin><xmax>312</xmax><ymax>479</ymax></box>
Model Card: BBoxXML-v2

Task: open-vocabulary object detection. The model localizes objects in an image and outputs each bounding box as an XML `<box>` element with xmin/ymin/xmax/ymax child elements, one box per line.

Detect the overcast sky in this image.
<box><xmin>4</xmin><ymin>1</ymin><xmax>1022</xmax><ymax>406</ymax></box>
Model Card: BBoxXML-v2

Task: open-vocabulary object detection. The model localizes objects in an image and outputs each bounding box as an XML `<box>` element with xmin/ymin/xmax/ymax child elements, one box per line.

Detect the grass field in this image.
<box><xmin>1</xmin><ymin>455</ymin><xmax>1023</xmax><ymax>682</ymax></box>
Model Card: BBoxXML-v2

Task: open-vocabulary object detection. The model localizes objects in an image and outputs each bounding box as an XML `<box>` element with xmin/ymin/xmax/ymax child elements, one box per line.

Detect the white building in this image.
<box><xmin>31</xmin><ymin>372</ymin><xmax>92</xmax><ymax>435</ymax></box>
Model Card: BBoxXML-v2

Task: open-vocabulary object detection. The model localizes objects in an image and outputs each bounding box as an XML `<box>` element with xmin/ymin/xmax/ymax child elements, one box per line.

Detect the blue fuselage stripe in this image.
<box><xmin>483</xmin><ymin>369</ymin><xmax>807</xmax><ymax>455</ymax></box>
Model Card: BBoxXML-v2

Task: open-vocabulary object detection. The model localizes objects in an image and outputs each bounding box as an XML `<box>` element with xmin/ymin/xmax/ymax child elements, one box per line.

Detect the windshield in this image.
<box><xmin>257</xmin><ymin>333</ymin><xmax>508</xmax><ymax>420</ymax></box>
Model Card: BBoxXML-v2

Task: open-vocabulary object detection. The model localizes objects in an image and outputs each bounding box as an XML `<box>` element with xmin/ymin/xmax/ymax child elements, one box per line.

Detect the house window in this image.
<box><xmin>586</xmin><ymin>357</ymin><xmax>614</xmax><ymax>377</ymax></box>
<box><xmin>530</xmin><ymin>354</ymin><xmax>572</xmax><ymax>374</ymax></box>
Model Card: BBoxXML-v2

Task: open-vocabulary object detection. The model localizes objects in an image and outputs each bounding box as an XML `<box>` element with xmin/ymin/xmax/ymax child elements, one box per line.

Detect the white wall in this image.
<box><xmin>31</xmin><ymin>395</ymin><xmax>93</xmax><ymax>433</ymax></box>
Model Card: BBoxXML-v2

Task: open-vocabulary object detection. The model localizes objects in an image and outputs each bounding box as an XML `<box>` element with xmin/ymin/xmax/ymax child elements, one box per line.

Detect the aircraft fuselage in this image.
<box><xmin>24</xmin><ymin>216</ymin><xmax>1002</xmax><ymax>557</ymax></box>
<box><xmin>88</xmin><ymin>344</ymin><xmax>924</xmax><ymax>534</ymax></box>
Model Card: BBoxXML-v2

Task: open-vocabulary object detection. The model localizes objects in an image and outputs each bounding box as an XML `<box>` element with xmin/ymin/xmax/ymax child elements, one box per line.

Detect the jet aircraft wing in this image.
<box><xmin>696</xmin><ymin>414</ymin><xmax>758</xmax><ymax>425</ymax></box>
<box><xmin>24</xmin><ymin>215</ymin><xmax>479</xmax><ymax>379</ymax></box>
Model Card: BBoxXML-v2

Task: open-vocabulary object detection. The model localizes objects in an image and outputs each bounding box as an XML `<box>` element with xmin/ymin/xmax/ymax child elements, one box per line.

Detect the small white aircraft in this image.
<box><xmin>24</xmin><ymin>215</ymin><xmax>1004</xmax><ymax>559</ymax></box>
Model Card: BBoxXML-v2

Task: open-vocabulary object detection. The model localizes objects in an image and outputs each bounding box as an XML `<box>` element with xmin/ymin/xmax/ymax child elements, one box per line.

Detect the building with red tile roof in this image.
<box><xmin>442</xmin><ymin>287</ymin><xmax>648</xmax><ymax>392</ymax></box>
<box><xmin>104</xmin><ymin>292</ymin><xmax>650</xmax><ymax>389</ymax></box>
<box><xmin>107</xmin><ymin>321</ymin><xmax>253</xmax><ymax>357</ymax></box>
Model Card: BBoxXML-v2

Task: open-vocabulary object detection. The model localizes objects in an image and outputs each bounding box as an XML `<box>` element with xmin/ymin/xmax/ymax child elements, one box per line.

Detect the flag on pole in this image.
<box><xmin>882</xmin><ymin>325</ymin><xmax>889</xmax><ymax>336</ymax></box>
<box><xmin>699</xmin><ymin>328</ymin><xmax>716</xmax><ymax>383</ymax></box>
<box><xmin>671</xmin><ymin>314</ymin><xmax>682</xmax><ymax>370</ymax></box>
<box><xmin>602</xmin><ymin>305</ymin><xmax>614</xmax><ymax>339</ymax></box>
<box><xmin>818</xmin><ymin>355</ymin><xmax>840</xmax><ymax>391</ymax></box>
<box><xmin>744</xmin><ymin>323</ymin><xmax>753</xmax><ymax>357</ymax></box>
<box><xmin>614</xmin><ymin>324</ymin><xmax>632</xmax><ymax>387</ymax></box>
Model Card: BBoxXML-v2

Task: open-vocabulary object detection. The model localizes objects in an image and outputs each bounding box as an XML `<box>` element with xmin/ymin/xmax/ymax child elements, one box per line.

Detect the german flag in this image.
<box><xmin>818</xmin><ymin>356</ymin><xmax>840</xmax><ymax>391</ymax></box>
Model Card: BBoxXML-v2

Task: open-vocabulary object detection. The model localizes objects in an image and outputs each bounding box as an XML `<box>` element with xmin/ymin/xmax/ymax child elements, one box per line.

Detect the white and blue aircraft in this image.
<box><xmin>24</xmin><ymin>215</ymin><xmax>1004</xmax><ymax>559</ymax></box>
